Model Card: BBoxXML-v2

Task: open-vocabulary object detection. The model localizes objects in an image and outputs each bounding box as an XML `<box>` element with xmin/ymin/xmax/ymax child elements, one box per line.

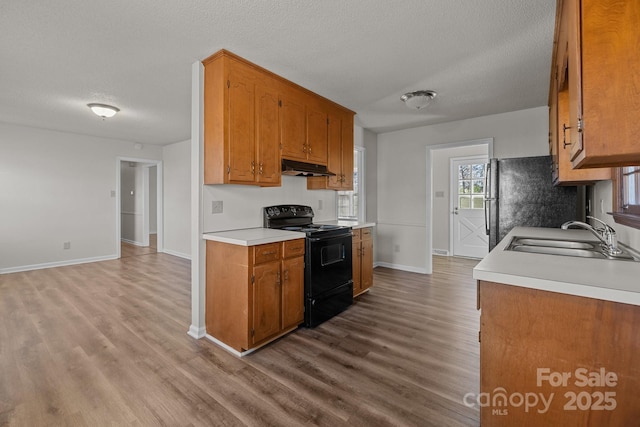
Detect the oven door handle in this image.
<box><xmin>307</xmin><ymin>234</ymin><xmax>351</xmax><ymax>242</ymax></box>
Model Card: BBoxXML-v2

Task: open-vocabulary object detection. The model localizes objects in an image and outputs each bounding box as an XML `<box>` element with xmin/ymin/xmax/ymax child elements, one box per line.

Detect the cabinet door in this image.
<box><xmin>227</xmin><ymin>65</ymin><xmax>256</xmax><ymax>183</ymax></box>
<box><xmin>326</xmin><ymin>113</ymin><xmax>343</xmax><ymax>189</ymax></box>
<box><xmin>352</xmin><ymin>239</ymin><xmax>361</xmax><ymax>296</ymax></box>
<box><xmin>551</xmin><ymin>0</ymin><xmax>610</xmax><ymax>183</ymax></box>
<box><xmin>570</xmin><ymin>0</ymin><xmax>640</xmax><ymax>167</ymax></box>
<box><xmin>340</xmin><ymin>113</ymin><xmax>354</xmax><ymax>190</ymax></box>
<box><xmin>281</xmin><ymin>256</ymin><xmax>304</xmax><ymax>329</ymax></box>
<box><xmin>549</xmin><ymin>50</ymin><xmax>560</xmax><ymax>184</ymax></box>
<box><xmin>566</xmin><ymin>0</ymin><xmax>582</xmax><ymax>163</ymax></box>
<box><xmin>255</xmin><ymin>82</ymin><xmax>281</xmax><ymax>186</ymax></box>
<box><xmin>306</xmin><ymin>106</ymin><xmax>328</xmax><ymax>165</ymax></box>
<box><xmin>252</xmin><ymin>262</ymin><xmax>281</xmax><ymax>344</ymax></box>
<box><xmin>280</xmin><ymin>91</ymin><xmax>307</xmax><ymax>161</ymax></box>
<box><xmin>361</xmin><ymin>233</ymin><xmax>373</xmax><ymax>291</ymax></box>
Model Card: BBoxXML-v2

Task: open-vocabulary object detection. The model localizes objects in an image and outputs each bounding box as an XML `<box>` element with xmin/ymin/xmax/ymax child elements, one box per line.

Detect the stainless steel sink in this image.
<box><xmin>505</xmin><ymin>236</ymin><xmax>637</xmax><ymax>261</ymax></box>
<box><xmin>511</xmin><ymin>238</ymin><xmax>596</xmax><ymax>250</ymax></box>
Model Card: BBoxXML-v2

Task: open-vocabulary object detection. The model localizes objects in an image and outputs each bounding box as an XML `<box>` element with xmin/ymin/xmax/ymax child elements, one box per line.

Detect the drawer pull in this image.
<box><xmin>261</xmin><ymin>250</ymin><xmax>277</xmax><ymax>256</ymax></box>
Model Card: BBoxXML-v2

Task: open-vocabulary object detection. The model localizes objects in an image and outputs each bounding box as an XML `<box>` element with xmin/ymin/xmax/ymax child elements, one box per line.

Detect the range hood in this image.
<box><xmin>281</xmin><ymin>159</ymin><xmax>336</xmax><ymax>177</ymax></box>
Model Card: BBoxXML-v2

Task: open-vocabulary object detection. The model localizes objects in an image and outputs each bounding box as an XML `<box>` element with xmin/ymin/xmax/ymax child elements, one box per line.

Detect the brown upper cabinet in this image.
<box><xmin>202</xmin><ymin>50</ymin><xmax>354</xmax><ymax>187</ymax></box>
<box><xmin>280</xmin><ymin>90</ymin><xmax>329</xmax><ymax>165</ymax></box>
<box><xmin>203</xmin><ymin>52</ymin><xmax>281</xmax><ymax>186</ymax></box>
<box><xmin>548</xmin><ymin>0</ymin><xmax>611</xmax><ymax>185</ymax></box>
<box><xmin>559</xmin><ymin>0</ymin><xmax>640</xmax><ymax>168</ymax></box>
<box><xmin>307</xmin><ymin>110</ymin><xmax>354</xmax><ymax>190</ymax></box>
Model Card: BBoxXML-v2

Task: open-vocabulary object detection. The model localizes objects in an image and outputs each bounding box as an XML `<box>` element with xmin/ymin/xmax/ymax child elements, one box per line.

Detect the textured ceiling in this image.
<box><xmin>0</xmin><ymin>0</ymin><xmax>556</xmax><ymax>145</ymax></box>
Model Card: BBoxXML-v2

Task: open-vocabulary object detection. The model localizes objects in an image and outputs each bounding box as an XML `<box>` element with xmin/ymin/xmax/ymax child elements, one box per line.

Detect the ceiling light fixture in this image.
<box><xmin>400</xmin><ymin>90</ymin><xmax>437</xmax><ymax>110</ymax></box>
<box><xmin>87</xmin><ymin>103</ymin><xmax>120</xmax><ymax>118</ymax></box>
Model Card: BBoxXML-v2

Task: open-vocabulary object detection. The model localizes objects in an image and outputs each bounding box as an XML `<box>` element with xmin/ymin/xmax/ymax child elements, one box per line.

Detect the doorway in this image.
<box><xmin>426</xmin><ymin>138</ymin><xmax>493</xmax><ymax>273</ymax></box>
<box><xmin>450</xmin><ymin>156</ymin><xmax>489</xmax><ymax>259</ymax></box>
<box><xmin>116</xmin><ymin>158</ymin><xmax>163</xmax><ymax>259</ymax></box>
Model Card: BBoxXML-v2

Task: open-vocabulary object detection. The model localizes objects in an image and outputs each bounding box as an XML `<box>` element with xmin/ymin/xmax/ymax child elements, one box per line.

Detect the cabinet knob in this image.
<box><xmin>302</xmin><ymin>144</ymin><xmax>307</xmax><ymax>153</ymax></box>
<box><xmin>251</xmin><ymin>160</ymin><xmax>256</xmax><ymax>174</ymax></box>
<box><xmin>283</xmin><ymin>270</ymin><xmax>289</xmax><ymax>281</ymax></box>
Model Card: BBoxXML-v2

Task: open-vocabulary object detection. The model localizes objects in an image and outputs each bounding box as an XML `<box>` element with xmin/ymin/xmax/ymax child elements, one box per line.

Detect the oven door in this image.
<box><xmin>305</xmin><ymin>233</ymin><xmax>353</xmax><ymax>297</ymax></box>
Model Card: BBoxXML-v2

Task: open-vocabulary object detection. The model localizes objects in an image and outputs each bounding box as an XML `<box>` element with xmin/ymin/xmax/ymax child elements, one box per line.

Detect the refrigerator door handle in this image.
<box><xmin>484</xmin><ymin>162</ymin><xmax>492</xmax><ymax>235</ymax></box>
<box><xmin>484</xmin><ymin>200</ymin><xmax>490</xmax><ymax>235</ymax></box>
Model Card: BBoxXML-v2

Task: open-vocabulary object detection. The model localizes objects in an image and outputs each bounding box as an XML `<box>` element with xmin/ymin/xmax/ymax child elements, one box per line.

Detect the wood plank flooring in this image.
<box><xmin>120</xmin><ymin>234</ymin><xmax>157</xmax><ymax>258</ymax></box>
<box><xmin>0</xmin><ymin>254</ymin><xmax>480</xmax><ymax>426</ymax></box>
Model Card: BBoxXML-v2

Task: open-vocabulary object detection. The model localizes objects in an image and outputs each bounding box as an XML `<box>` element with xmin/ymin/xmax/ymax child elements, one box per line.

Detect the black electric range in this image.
<box><xmin>263</xmin><ymin>205</ymin><xmax>353</xmax><ymax>327</ymax></box>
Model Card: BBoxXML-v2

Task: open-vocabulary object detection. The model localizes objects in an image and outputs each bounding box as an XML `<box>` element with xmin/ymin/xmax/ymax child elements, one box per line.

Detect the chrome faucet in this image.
<box><xmin>561</xmin><ymin>216</ymin><xmax>621</xmax><ymax>255</ymax></box>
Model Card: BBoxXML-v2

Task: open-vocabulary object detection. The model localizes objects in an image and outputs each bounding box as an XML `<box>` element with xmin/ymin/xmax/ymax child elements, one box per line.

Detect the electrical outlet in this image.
<box><xmin>110</xmin><ymin>190</ymin><xmax>116</xmax><ymax>198</ymax></box>
<box><xmin>211</xmin><ymin>200</ymin><xmax>223</xmax><ymax>214</ymax></box>
<box><xmin>394</xmin><ymin>244</ymin><xmax>400</xmax><ymax>252</ymax></box>
<box><xmin>318</xmin><ymin>200</ymin><xmax>323</xmax><ymax>210</ymax></box>
<box><xmin>63</xmin><ymin>241</ymin><xmax>71</xmax><ymax>250</ymax></box>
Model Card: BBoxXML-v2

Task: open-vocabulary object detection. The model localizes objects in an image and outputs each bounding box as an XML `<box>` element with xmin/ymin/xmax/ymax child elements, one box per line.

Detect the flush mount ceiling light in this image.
<box><xmin>400</xmin><ymin>90</ymin><xmax>437</xmax><ymax>110</ymax></box>
<box><xmin>87</xmin><ymin>103</ymin><xmax>120</xmax><ymax>118</ymax></box>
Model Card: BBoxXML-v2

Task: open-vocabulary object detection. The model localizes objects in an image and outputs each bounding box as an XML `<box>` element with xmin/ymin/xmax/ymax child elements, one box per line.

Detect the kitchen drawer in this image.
<box><xmin>254</xmin><ymin>242</ymin><xmax>281</xmax><ymax>264</ymax></box>
<box><xmin>283</xmin><ymin>239</ymin><xmax>305</xmax><ymax>258</ymax></box>
<box><xmin>361</xmin><ymin>227</ymin><xmax>372</xmax><ymax>240</ymax></box>
<box><xmin>352</xmin><ymin>229</ymin><xmax>362</xmax><ymax>242</ymax></box>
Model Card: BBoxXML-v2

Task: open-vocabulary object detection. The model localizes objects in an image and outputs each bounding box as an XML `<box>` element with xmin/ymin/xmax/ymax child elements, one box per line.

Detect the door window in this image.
<box><xmin>458</xmin><ymin>162</ymin><xmax>486</xmax><ymax>210</ymax></box>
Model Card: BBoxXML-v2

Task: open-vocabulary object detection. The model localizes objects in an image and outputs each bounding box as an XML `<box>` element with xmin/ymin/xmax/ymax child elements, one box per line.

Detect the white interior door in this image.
<box><xmin>451</xmin><ymin>157</ymin><xmax>489</xmax><ymax>258</ymax></box>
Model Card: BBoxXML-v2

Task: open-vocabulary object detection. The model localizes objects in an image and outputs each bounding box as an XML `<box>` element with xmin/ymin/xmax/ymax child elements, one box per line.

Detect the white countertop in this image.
<box><xmin>202</xmin><ymin>228</ymin><xmax>303</xmax><ymax>246</ymax></box>
<box><xmin>473</xmin><ymin>226</ymin><xmax>640</xmax><ymax>306</ymax></box>
<box><xmin>203</xmin><ymin>221</ymin><xmax>375</xmax><ymax>246</ymax></box>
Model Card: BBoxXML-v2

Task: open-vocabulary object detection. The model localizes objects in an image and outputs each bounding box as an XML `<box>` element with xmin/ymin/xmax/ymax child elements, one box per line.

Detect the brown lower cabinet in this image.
<box><xmin>206</xmin><ymin>239</ymin><xmax>305</xmax><ymax>352</ymax></box>
<box><xmin>478</xmin><ymin>280</ymin><xmax>640</xmax><ymax>426</ymax></box>
<box><xmin>352</xmin><ymin>227</ymin><xmax>373</xmax><ymax>297</ymax></box>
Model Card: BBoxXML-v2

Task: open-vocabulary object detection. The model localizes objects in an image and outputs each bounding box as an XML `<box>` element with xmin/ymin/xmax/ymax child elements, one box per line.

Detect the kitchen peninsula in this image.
<box><xmin>203</xmin><ymin>221</ymin><xmax>375</xmax><ymax>356</ymax></box>
<box><xmin>473</xmin><ymin>227</ymin><xmax>640</xmax><ymax>426</ymax></box>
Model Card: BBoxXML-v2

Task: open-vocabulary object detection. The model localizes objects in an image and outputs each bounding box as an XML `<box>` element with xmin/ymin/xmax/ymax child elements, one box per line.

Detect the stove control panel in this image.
<box><xmin>264</xmin><ymin>205</ymin><xmax>313</xmax><ymax>219</ymax></box>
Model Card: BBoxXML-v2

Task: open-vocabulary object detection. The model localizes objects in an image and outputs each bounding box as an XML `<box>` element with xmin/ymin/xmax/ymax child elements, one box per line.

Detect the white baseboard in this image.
<box><xmin>121</xmin><ymin>238</ymin><xmax>145</xmax><ymax>246</ymax></box>
<box><xmin>0</xmin><ymin>254</ymin><xmax>118</xmax><ymax>275</ymax></box>
<box><xmin>205</xmin><ymin>334</ymin><xmax>258</xmax><ymax>357</ymax></box>
<box><xmin>433</xmin><ymin>248</ymin><xmax>450</xmax><ymax>256</ymax></box>
<box><xmin>187</xmin><ymin>325</ymin><xmax>206</xmax><ymax>339</ymax></box>
<box><xmin>375</xmin><ymin>261</ymin><xmax>428</xmax><ymax>274</ymax></box>
<box><xmin>163</xmin><ymin>249</ymin><xmax>191</xmax><ymax>260</ymax></box>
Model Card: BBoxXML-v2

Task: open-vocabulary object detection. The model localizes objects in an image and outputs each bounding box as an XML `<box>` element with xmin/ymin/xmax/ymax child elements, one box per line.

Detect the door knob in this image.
<box><xmin>453</xmin><ymin>207</ymin><xmax>459</xmax><ymax>215</ymax></box>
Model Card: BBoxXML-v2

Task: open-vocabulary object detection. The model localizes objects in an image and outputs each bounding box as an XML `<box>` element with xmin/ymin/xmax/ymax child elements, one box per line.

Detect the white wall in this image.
<box><xmin>0</xmin><ymin>122</ymin><xmax>162</xmax><ymax>273</ymax></box>
<box><xmin>432</xmin><ymin>145</ymin><xmax>488</xmax><ymax>253</ymax></box>
<box><xmin>163</xmin><ymin>139</ymin><xmax>191</xmax><ymax>258</ymax></box>
<box><xmin>202</xmin><ymin>177</ymin><xmax>337</xmax><ymax>232</ymax></box>
<box><xmin>376</xmin><ymin>106</ymin><xmax>548</xmax><ymax>272</ymax></box>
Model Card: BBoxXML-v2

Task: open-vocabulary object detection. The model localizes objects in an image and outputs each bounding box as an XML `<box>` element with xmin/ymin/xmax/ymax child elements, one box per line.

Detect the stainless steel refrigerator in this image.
<box><xmin>485</xmin><ymin>156</ymin><xmax>583</xmax><ymax>250</ymax></box>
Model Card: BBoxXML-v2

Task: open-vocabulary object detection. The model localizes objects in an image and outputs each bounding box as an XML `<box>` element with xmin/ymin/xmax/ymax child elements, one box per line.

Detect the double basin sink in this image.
<box><xmin>505</xmin><ymin>236</ymin><xmax>638</xmax><ymax>261</ymax></box>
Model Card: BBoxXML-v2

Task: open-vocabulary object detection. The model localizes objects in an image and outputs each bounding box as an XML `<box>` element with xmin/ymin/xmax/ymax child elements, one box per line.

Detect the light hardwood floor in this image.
<box><xmin>0</xmin><ymin>254</ymin><xmax>480</xmax><ymax>426</ymax></box>
<box><xmin>120</xmin><ymin>234</ymin><xmax>157</xmax><ymax>258</ymax></box>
